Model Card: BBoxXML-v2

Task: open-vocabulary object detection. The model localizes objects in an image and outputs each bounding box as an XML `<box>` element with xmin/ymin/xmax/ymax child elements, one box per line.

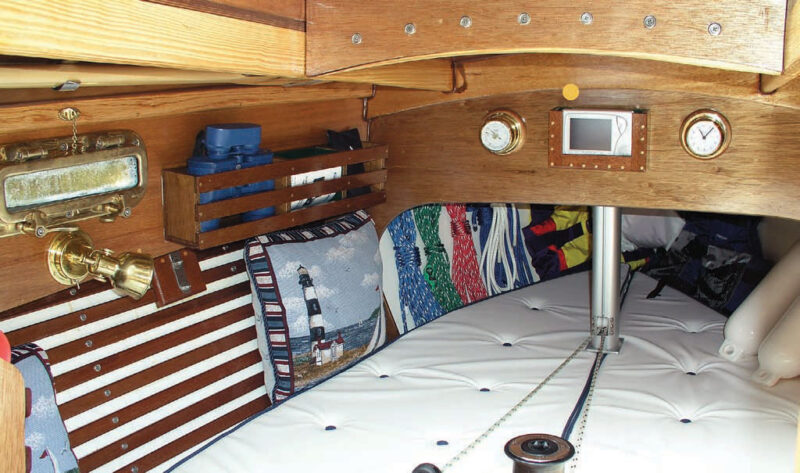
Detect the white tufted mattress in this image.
<box><xmin>168</xmin><ymin>271</ymin><xmax>800</xmax><ymax>473</ymax></box>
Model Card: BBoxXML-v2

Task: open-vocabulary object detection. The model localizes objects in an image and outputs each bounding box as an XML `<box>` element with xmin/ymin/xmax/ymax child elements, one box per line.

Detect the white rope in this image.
<box><xmin>480</xmin><ymin>206</ymin><xmax>519</xmax><ymax>295</ymax></box>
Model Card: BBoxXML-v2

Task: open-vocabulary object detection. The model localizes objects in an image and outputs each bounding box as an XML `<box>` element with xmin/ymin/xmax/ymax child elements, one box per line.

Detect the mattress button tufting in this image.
<box><xmin>436</xmin><ymin>440</ymin><xmax>449</xmax><ymax>446</ymax></box>
<box><xmin>686</xmin><ymin>371</ymin><xmax>697</xmax><ymax>376</ymax></box>
<box><xmin>379</xmin><ymin>374</ymin><xmax>389</xmax><ymax>378</ymax></box>
<box><xmin>503</xmin><ymin>342</ymin><xmax>512</xmax><ymax>347</ymax></box>
<box><xmin>325</xmin><ymin>425</ymin><xmax>337</xmax><ymax>431</ymax></box>
<box><xmin>480</xmin><ymin>387</ymin><xmax>491</xmax><ymax>392</ymax></box>
<box><xmin>679</xmin><ymin>419</ymin><xmax>692</xmax><ymax>424</ymax></box>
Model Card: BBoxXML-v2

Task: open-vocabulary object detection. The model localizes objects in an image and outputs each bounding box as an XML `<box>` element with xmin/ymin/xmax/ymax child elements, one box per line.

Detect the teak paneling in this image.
<box><xmin>144</xmin><ymin>0</ymin><xmax>306</xmax><ymax>30</ymax></box>
<box><xmin>369</xmin><ymin>89</ymin><xmax>800</xmax><ymax>232</ymax></box>
<box><xmin>0</xmin><ymin>93</ymin><xmax>366</xmax><ymax>313</ymax></box>
<box><xmin>307</xmin><ymin>0</ymin><xmax>786</xmax><ymax>75</ymax></box>
<box><xmin>0</xmin><ymin>0</ymin><xmax>305</xmax><ymax>77</ymax></box>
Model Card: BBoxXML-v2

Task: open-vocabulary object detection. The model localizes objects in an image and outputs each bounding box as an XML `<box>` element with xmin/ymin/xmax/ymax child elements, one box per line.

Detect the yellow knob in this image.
<box><xmin>562</xmin><ymin>83</ymin><xmax>580</xmax><ymax>101</ymax></box>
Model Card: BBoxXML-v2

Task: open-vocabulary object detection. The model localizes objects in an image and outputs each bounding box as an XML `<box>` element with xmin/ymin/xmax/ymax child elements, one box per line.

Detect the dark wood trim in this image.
<box><xmin>53</xmin><ymin>303</ymin><xmax>253</xmax><ymax>392</ymax></box>
<box><xmin>59</xmin><ymin>327</ymin><xmax>257</xmax><ymax>420</ymax></box>
<box><xmin>142</xmin><ymin>0</ymin><xmax>306</xmax><ymax>31</ymax></box>
<box><xmin>113</xmin><ymin>397</ymin><xmax>268</xmax><ymax>473</ymax></box>
<box><xmin>78</xmin><ymin>373</ymin><xmax>264</xmax><ymax>471</ymax></box>
<box><xmin>69</xmin><ymin>351</ymin><xmax>260</xmax><ymax>446</ymax></box>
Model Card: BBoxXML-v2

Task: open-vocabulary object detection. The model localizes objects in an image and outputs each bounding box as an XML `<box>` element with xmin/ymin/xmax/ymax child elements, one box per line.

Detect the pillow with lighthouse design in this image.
<box><xmin>245</xmin><ymin>210</ymin><xmax>386</xmax><ymax>403</ymax></box>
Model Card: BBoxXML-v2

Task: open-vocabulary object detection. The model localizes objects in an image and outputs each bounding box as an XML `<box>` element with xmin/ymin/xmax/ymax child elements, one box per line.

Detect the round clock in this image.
<box><xmin>480</xmin><ymin>110</ymin><xmax>526</xmax><ymax>155</ymax></box>
<box><xmin>680</xmin><ymin>109</ymin><xmax>731</xmax><ymax>159</ymax></box>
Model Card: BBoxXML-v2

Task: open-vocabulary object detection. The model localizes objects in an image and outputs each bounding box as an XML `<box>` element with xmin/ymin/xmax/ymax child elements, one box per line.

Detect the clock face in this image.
<box><xmin>685</xmin><ymin>120</ymin><xmax>722</xmax><ymax>157</ymax></box>
<box><xmin>481</xmin><ymin>120</ymin><xmax>513</xmax><ymax>152</ymax></box>
<box><xmin>680</xmin><ymin>110</ymin><xmax>731</xmax><ymax>160</ymax></box>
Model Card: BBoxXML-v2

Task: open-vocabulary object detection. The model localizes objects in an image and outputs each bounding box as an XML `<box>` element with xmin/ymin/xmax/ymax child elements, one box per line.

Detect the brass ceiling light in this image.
<box><xmin>48</xmin><ymin>230</ymin><xmax>154</xmax><ymax>299</ymax></box>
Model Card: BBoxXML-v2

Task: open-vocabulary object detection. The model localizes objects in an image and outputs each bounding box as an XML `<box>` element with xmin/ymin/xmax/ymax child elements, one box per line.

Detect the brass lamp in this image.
<box><xmin>47</xmin><ymin>230</ymin><xmax>154</xmax><ymax>299</ymax></box>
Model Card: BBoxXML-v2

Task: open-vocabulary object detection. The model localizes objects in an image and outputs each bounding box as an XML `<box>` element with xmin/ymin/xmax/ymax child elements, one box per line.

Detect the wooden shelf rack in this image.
<box><xmin>163</xmin><ymin>143</ymin><xmax>388</xmax><ymax>249</ymax></box>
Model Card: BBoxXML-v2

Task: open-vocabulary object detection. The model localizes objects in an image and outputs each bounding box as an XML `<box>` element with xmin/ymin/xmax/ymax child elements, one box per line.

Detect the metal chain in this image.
<box><xmin>569</xmin><ymin>330</ymin><xmax>606</xmax><ymax>472</ymax></box>
<box><xmin>441</xmin><ymin>337</ymin><xmax>591</xmax><ymax>472</ymax></box>
<box><xmin>71</xmin><ymin>117</ymin><xmax>78</xmax><ymax>154</ymax></box>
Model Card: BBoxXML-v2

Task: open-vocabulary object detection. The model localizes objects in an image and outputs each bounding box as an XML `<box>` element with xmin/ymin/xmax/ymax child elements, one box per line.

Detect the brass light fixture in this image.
<box><xmin>48</xmin><ymin>231</ymin><xmax>154</xmax><ymax>299</ymax></box>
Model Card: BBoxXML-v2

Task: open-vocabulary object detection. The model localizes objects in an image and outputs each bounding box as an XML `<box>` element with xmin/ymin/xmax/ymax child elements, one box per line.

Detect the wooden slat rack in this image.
<box><xmin>163</xmin><ymin>142</ymin><xmax>388</xmax><ymax>249</ymax></box>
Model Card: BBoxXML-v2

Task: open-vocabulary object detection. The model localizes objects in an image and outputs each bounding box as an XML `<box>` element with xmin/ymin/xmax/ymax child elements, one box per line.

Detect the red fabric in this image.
<box><xmin>531</xmin><ymin>218</ymin><xmax>556</xmax><ymax>236</ymax></box>
<box><xmin>0</xmin><ymin>330</ymin><xmax>10</xmax><ymax>363</ymax></box>
<box><xmin>549</xmin><ymin>245</ymin><xmax>569</xmax><ymax>272</ymax></box>
<box><xmin>446</xmin><ymin>204</ymin><xmax>488</xmax><ymax>304</ymax></box>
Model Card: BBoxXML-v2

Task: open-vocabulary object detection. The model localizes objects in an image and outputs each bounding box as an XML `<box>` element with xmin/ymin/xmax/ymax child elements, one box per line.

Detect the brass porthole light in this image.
<box><xmin>479</xmin><ymin>110</ymin><xmax>526</xmax><ymax>155</ymax></box>
<box><xmin>679</xmin><ymin>109</ymin><xmax>732</xmax><ymax>160</ymax></box>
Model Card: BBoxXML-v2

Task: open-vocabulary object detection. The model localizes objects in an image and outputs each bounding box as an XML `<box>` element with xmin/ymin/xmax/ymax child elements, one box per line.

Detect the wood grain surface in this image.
<box><xmin>762</xmin><ymin>1</ymin><xmax>800</xmax><ymax>92</ymax></box>
<box><xmin>0</xmin><ymin>0</ymin><xmax>304</xmax><ymax>76</ymax></box>
<box><xmin>0</xmin><ymin>361</ymin><xmax>25</xmax><ymax>473</ymax></box>
<box><xmin>307</xmin><ymin>0</ymin><xmax>786</xmax><ymax>75</ymax></box>
<box><xmin>0</xmin><ymin>96</ymin><xmax>366</xmax><ymax>313</ymax></box>
<box><xmin>367</xmin><ymin>54</ymin><xmax>785</xmax><ymax>119</ymax></box>
<box><xmin>144</xmin><ymin>0</ymin><xmax>306</xmax><ymax>30</ymax></box>
<box><xmin>368</xmin><ymin>89</ymin><xmax>800</xmax><ymax>232</ymax></box>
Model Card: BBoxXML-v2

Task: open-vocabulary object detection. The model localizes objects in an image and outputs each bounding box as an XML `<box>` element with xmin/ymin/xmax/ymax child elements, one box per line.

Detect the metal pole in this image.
<box><xmin>588</xmin><ymin>206</ymin><xmax>622</xmax><ymax>353</ymax></box>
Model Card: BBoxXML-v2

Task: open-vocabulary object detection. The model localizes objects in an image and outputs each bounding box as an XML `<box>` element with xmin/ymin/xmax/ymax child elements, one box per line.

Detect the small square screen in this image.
<box><xmin>569</xmin><ymin>118</ymin><xmax>612</xmax><ymax>151</ymax></box>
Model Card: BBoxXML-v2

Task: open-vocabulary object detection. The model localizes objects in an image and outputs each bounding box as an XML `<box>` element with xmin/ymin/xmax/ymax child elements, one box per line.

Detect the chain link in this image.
<box><xmin>71</xmin><ymin>118</ymin><xmax>78</xmax><ymax>154</ymax></box>
<box><xmin>441</xmin><ymin>337</ymin><xmax>591</xmax><ymax>472</ymax></box>
<box><xmin>569</xmin><ymin>330</ymin><xmax>606</xmax><ymax>472</ymax></box>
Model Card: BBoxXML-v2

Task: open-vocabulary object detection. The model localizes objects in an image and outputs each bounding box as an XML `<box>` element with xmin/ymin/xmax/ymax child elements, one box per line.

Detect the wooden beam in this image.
<box><xmin>762</xmin><ymin>1</ymin><xmax>800</xmax><ymax>93</ymax></box>
<box><xmin>0</xmin><ymin>82</ymin><xmax>372</xmax><ymax>134</ymax></box>
<box><xmin>368</xmin><ymin>54</ymin><xmax>766</xmax><ymax>118</ymax></box>
<box><xmin>307</xmin><ymin>0</ymin><xmax>786</xmax><ymax>76</ymax></box>
<box><xmin>0</xmin><ymin>0</ymin><xmax>304</xmax><ymax>77</ymax></box>
<box><xmin>320</xmin><ymin>59</ymin><xmax>454</xmax><ymax>92</ymax></box>
<box><xmin>0</xmin><ymin>361</ymin><xmax>25</xmax><ymax>473</ymax></box>
<box><xmin>0</xmin><ymin>64</ymin><xmax>260</xmax><ymax>89</ymax></box>
<box><xmin>143</xmin><ymin>0</ymin><xmax>306</xmax><ymax>31</ymax></box>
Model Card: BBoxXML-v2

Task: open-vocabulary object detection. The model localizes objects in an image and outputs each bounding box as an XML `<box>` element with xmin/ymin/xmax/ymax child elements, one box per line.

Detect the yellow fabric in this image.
<box><xmin>551</xmin><ymin>206</ymin><xmax>589</xmax><ymax>231</ymax></box>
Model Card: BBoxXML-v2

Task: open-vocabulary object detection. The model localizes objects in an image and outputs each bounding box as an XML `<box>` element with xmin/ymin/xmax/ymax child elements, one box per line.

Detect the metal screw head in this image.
<box><xmin>518</xmin><ymin>12</ymin><xmax>531</xmax><ymax>25</ymax></box>
<box><xmin>351</xmin><ymin>33</ymin><xmax>362</xmax><ymax>44</ymax></box>
<box><xmin>404</xmin><ymin>23</ymin><xmax>416</xmax><ymax>35</ymax></box>
<box><xmin>79</xmin><ymin>313</ymin><xmax>87</xmax><ymax>322</ymax></box>
<box><xmin>230</xmin><ymin>265</ymin><xmax>237</xmax><ymax>272</ymax></box>
<box><xmin>580</xmin><ymin>12</ymin><xmax>593</xmax><ymax>25</ymax></box>
<box><xmin>708</xmin><ymin>22</ymin><xmax>722</xmax><ymax>36</ymax></box>
<box><xmin>70</xmin><ymin>288</ymin><xmax>78</xmax><ymax>296</ymax></box>
<box><xmin>121</xmin><ymin>443</ymin><xmax>128</xmax><ymax>450</ymax></box>
<box><xmin>93</xmin><ymin>364</ymin><xmax>102</xmax><ymax>372</ymax></box>
<box><xmin>122</xmin><ymin>207</ymin><xmax>132</xmax><ymax>218</ymax></box>
<box><xmin>131</xmin><ymin>467</ymin><xmax>139</xmax><ymax>473</ymax></box>
<box><xmin>85</xmin><ymin>340</ymin><xmax>93</xmax><ymax>348</ymax></box>
<box><xmin>643</xmin><ymin>15</ymin><xmax>656</xmax><ymax>29</ymax></box>
<box><xmin>65</xmin><ymin>210</ymin><xmax>74</xmax><ymax>218</ymax></box>
<box><xmin>35</xmin><ymin>226</ymin><xmax>46</xmax><ymax>237</ymax></box>
<box><xmin>112</xmin><ymin>416</ymin><xmax>119</xmax><ymax>424</ymax></box>
<box><xmin>104</xmin><ymin>389</ymin><xmax>112</xmax><ymax>397</ymax></box>
<box><xmin>459</xmin><ymin>16</ymin><xmax>472</xmax><ymax>28</ymax></box>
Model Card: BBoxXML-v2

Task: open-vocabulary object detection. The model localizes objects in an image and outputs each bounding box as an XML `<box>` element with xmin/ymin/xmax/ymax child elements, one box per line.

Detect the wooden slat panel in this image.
<box><xmin>53</xmin><ymin>302</ymin><xmax>253</xmax><ymax>392</ymax></box>
<box><xmin>200</xmin><ymin>169</ymin><xmax>388</xmax><ymax>219</ymax></box>
<box><xmin>0</xmin><ymin>83</ymin><xmax>372</xmax><ymax>135</ymax></box>
<box><xmin>0</xmin><ymin>0</ymin><xmax>304</xmax><ymax>76</ymax></box>
<box><xmin>320</xmin><ymin>59</ymin><xmax>454</xmax><ymax>91</ymax></box>
<box><xmin>144</xmin><ymin>0</ymin><xmax>305</xmax><ymax>31</ymax></box>
<box><xmin>3</xmin><ymin>263</ymin><xmax>242</xmax><ymax>347</ymax></box>
<box><xmin>0</xmin><ymin>279</ymin><xmax>109</xmax><ymax>324</ymax></box>
<box><xmin>78</xmin><ymin>374</ymin><xmax>263</xmax><ymax>472</ymax></box>
<box><xmin>195</xmin><ymin>144</ymin><xmax>388</xmax><ymax>191</ymax></box>
<box><xmin>114</xmin><ymin>397</ymin><xmax>268</xmax><ymax>473</ymax></box>
<box><xmin>59</xmin><ymin>327</ymin><xmax>257</xmax><ymax>420</ymax></box>
<box><xmin>307</xmin><ymin>0</ymin><xmax>786</xmax><ymax>75</ymax></box>
<box><xmin>197</xmin><ymin>191</ymin><xmax>386</xmax><ymax>248</ymax></box>
<box><xmin>69</xmin><ymin>351</ymin><xmax>261</xmax><ymax>446</ymax></box>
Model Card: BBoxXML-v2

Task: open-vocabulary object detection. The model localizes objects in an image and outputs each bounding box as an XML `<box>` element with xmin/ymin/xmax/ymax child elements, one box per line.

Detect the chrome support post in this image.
<box><xmin>588</xmin><ymin>206</ymin><xmax>623</xmax><ymax>353</ymax></box>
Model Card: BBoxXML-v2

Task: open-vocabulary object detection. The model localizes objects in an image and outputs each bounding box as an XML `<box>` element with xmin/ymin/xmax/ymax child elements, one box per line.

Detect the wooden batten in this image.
<box><xmin>307</xmin><ymin>0</ymin><xmax>786</xmax><ymax>76</ymax></box>
<box><xmin>367</xmin><ymin>54</ymin><xmax>775</xmax><ymax>119</ymax></box>
<box><xmin>318</xmin><ymin>59</ymin><xmax>455</xmax><ymax>92</ymax></box>
<box><xmin>762</xmin><ymin>1</ymin><xmax>800</xmax><ymax>93</ymax></box>
<box><xmin>0</xmin><ymin>0</ymin><xmax>305</xmax><ymax>77</ymax></box>
<box><xmin>143</xmin><ymin>0</ymin><xmax>306</xmax><ymax>31</ymax></box>
<box><xmin>0</xmin><ymin>244</ymin><xmax>268</xmax><ymax>473</ymax></box>
<box><xmin>0</xmin><ymin>361</ymin><xmax>25</xmax><ymax>473</ymax></box>
<box><xmin>0</xmin><ymin>83</ymin><xmax>373</xmax><ymax>134</ymax></box>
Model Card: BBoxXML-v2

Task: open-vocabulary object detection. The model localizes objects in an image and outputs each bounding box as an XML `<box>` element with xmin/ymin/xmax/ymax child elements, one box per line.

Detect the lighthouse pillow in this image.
<box><xmin>245</xmin><ymin>210</ymin><xmax>386</xmax><ymax>403</ymax></box>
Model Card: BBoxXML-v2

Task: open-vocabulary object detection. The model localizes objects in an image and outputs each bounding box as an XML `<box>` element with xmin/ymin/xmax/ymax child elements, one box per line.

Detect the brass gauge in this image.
<box><xmin>680</xmin><ymin>109</ymin><xmax>731</xmax><ymax>160</ymax></box>
<box><xmin>480</xmin><ymin>110</ymin><xmax>526</xmax><ymax>155</ymax></box>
